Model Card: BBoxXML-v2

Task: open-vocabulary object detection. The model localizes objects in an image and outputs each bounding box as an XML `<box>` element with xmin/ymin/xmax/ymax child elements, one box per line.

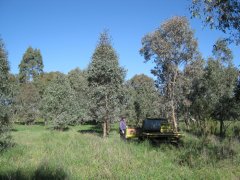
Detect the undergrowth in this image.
<box><xmin>0</xmin><ymin>124</ymin><xmax>239</xmax><ymax>179</ymax></box>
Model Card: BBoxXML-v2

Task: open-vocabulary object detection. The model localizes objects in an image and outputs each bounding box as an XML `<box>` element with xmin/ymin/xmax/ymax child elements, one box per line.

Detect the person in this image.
<box><xmin>119</xmin><ymin>117</ymin><xmax>127</xmax><ymax>140</ymax></box>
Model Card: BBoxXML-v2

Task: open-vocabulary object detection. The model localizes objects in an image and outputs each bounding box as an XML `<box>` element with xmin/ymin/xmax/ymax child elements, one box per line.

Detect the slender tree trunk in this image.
<box><xmin>197</xmin><ymin>114</ymin><xmax>201</xmax><ymax>127</ymax></box>
<box><xmin>171</xmin><ymin>100</ymin><xmax>178</xmax><ymax>132</ymax></box>
<box><xmin>103</xmin><ymin>94</ymin><xmax>110</xmax><ymax>137</ymax></box>
<box><xmin>170</xmin><ymin>70</ymin><xmax>178</xmax><ymax>132</ymax></box>
<box><xmin>185</xmin><ymin>119</ymin><xmax>189</xmax><ymax>130</ymax></box>
<box><xmin>184</xmin><ymin>108</ymin><xmax>190</xmax><ymax>130</ymax></box>
<box><xmin>220</xmin><ymin>119</ymin><xmax>224</xmax><ymax>137</ymax></box>
<box><xmin>103</xmin><ymin>121</ymin><xmax>107</xmax><ymax>138</ymax></box>
<box><xmin>106</xmin><ymin>121</ymin><xmax>110</xmax><ymax>136</ymax></box>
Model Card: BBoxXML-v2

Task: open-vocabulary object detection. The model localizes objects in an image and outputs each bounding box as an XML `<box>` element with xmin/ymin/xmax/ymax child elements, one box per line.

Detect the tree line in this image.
<box><xmin>1</xmin><ymin>16</ymin><xmax>240</xmax><ymax>150</ymax></box>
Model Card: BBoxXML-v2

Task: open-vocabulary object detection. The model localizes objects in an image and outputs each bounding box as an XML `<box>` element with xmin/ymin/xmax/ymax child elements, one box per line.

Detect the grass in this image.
<box><xmin>0</xmin><ymin>124</ymin><xmax>240</xmax><ymax>179</ymax></box>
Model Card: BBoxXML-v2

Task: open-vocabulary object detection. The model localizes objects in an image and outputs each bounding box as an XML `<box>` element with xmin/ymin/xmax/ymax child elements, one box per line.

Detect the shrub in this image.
<box><xmin>41</xmin><ymin>73</ymin><xmax>79</xmax><ymax>130</ymax></box>
<box><xmin>177</xmin><ymin>133</ymin><xmax>238</xmax><ymax>168</ymax></box>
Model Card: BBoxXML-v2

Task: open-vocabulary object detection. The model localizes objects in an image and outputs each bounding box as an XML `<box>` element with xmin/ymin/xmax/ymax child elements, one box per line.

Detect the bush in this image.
<box><xmin>186</xmin><ymin>118</ymin><xmax>218</xmax><ymax>136</ymax></box>
<box><xmin>232</xmin><ymin>125</ymin><xmax>240</xmax><ymax>138</ymax></box>
<box><xmin>40</xmin><ymin>74</ymin><xmax>79</xmax><ymax>130</ymax></box>
<box><xmin>177</xmin><ymin>133</ymin><xmax>238</xmax><ymax>168</ymax></box>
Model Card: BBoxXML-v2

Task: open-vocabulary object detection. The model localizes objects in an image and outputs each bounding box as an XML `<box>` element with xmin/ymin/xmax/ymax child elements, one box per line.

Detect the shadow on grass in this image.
<box><xmin>125</xmin><ymin>137</ymin><xmax>181</xmax><ymax>149</ymax></box>
<box><xmin>34</xmin><ymin>122</ymin><xmax>45</xmax><ymax>126</ymax></box>
<box><xmin>148</xmin><ymin>139</ymin><xmax>181</xmax><ymax>148</ymax></box>
<box><xmin>14</xmin><ymin>122</ymin><xmax>45</xmax><ymax>126</ymax></box>
<box><xmin>0</xmin><ymin>163</ymin><xmax>68</xmax><ymax>180</ymax></box>
<box><xmin>46</xmin><ymin>126</ymin><xmax>70</xmax><ymax>132</ymax></box>
<box><xmin>10</xmin><ymin>128</ymin><xmax>18</xmax><ymax>132</ymax></box>
<box><xmin>0</xmin><ymin>142</ymin><xmax>16</xmax><ymax>153</ymax></box>
<box><xmin>78</xmin><ymin>123</ymin><xmax>103</xmax><ymax>136</ymax></box>
<box><xmin>78</xmin><ymin>123</ymin><xmax>118</xmax><ymax>135</ymax></box>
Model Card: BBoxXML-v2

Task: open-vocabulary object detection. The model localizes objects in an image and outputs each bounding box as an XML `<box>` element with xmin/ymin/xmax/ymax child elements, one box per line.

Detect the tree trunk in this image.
<box><xmin>103</xmin><ymin>94</ymin><xmax>110</xmax><ymax>137</ymax></box>
<box><xmin>170</xmin><ymin>70</ymin><xmax>178</xmax><ymax>132</ymax></box>
<box><xmin>103</xmin><ymin>121</ymin><xmax>107</xmax><ymax>138</ymax></box>
<box><xmin>184</xmin><ymin>109</ymin><xmax>189</xmax><ymax>130</ymax></box>
<box><xmin>220</xmin><ymin>119</ymin><xmax>224</xmax><ymax>137</ymax></box>
<box><xmin>171</xmin><ymin>99</ymin><xmax>178</xmax><ymax>132</ymax></box>
<box><xmin>106</xmin><ymin>120</ymin><xmax>110</xmax><ymax>136</ymax></box>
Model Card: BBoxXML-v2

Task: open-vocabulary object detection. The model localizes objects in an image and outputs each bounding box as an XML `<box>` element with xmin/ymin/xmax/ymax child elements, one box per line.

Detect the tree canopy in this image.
<box><xmin>19</xmin><ymin>47</ymin><xmax>44</xmax><ymax>83</ymax></box>
<box><xmin>0</xmin><ymin>38</ymin><xmax>11</xmax><ymax>150</ymax></box>
<box><xmin>87</xmin><ymin>31</ymin><xmax>125</xmax><ymax>137</ymax></box>
<box><xmin>68</xmin><ymin>68</ymin><xmax>90</xmax><ymax>122</ymax></box>
<box><xmin>190</xmin><ymin>0</ymin><xmax>240</xmax><ymax>44</ymax></box>
<box><xmin>41</xmin><ymin>73</ymin><xmax>79</xmax><ymax>130</ymax></box>
<box><xmin>140</xmin><ymin>16</ymin><xmax>200</xmax><ymax>131</ymax></box>
<box><xmin>126</xmin><ymin>74</ymin><xmax>160</xmax><ymax>126</ymax></box>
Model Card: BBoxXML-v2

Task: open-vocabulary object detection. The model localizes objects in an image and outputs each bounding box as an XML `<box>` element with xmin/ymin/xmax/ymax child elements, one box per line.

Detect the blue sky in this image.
<box><xmin>0</xmin><ymin>0</ymin><xmax>239</xmax><ymax>79</ymax></box>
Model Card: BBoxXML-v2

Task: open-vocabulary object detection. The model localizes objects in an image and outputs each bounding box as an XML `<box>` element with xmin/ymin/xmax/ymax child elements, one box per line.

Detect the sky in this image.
<box><xmin>0</xmin><ymin>0</ymin><xmax>239</xmax><ymax>80</ymax></box>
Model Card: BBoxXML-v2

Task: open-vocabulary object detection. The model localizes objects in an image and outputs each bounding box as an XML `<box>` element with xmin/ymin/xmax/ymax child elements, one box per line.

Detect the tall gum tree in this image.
<box><xmin>140</xmin><ymin>16</ymin><xmax>200</xmax><ymax>132</ymax></box>
<box><xmin>19</xmin><ymin>47</ymin><xmax>44</xmax><ymax>83</ymax></box>
<box><xmin>87</xmin><ymin>31</ymin><xmax>125</xmax><ymax>137</ymax></box>
<box><xmin>0</xmin><ymin>38</ymin><xmax>11</xmax><ymax>150</ymax></box>
<box><xmin>211</xmin><ymin>39</ymin><xmax>238</xmax><ymax>137</ymax></box>
<box><xmin>16</xmin><ymin>47</ymin><xmax>43</xmax><ymax>124</ymax></box>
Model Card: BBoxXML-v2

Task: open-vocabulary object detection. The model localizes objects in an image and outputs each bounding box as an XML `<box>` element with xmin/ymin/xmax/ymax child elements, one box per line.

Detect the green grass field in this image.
<box><xmin>0</xmin><ymin>124</ymin><xmax>240</xmax><ymax>179</ymax></box>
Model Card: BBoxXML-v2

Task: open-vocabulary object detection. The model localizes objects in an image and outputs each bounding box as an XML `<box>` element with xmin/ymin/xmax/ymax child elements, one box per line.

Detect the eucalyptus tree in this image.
<box><xmin>190</xmin><ymin>0</ymin><xmax>240</xmax><ymax>44</ymax></box>
<box><xmin>33</xmin><ymin>71</ymin><xmax>62</xmax><ymax>98</ymax></box>
<box><xmin>182</xmin><ymin>58</ymin><xmax>205</xmax><ymax>128</ymax></box>
<box><xmin>87</xmin><ymin>31</ymin><xmax>125</xmax><ymax>137</ymax></box>
<box><xmin>0</xmin><ymin>38</ymin><xmax>11</xmax><ymax>150</ymax></box>
<box><xmin>68</xmin><ymin>68</ymin><xmax>90</xmax><ymax>122</ymax></box>
<box><xmin>15</xmin><ymin>83</ymin><xmax>41</xmax><ymax>124</ymax></box>
<box><xmin>140</xmin><ymin>16</ymin><xmax>200</xmax><ymax>131</ymax></box>
<box><xmin>211</xmin><ymin>39</ymin><xmax>238</xmax><ymax>136</ymax></box>
<box><xmin>19</xmin><ymin>47</ymin><xmax>44</xmax><ymax>83</ymax></box>
<box><xmin>235</xmin><ymin>72</ymin><xmax>240</xmax><ymax>102</ymax></box>
<box><xmin>41</xmin><ymin>73</ymin><xmax>79</xmax><ymax>130</ymax></box>
<box><xmin>15</xmin><ymin>47</ymin><xmax>43</xmax><ymax>123</ymax></box>
<box><xmin>126</xmin><ymin>74</ymin><xmax>161</xmax><ymax>126</ymax></box>
<box><xmin>188</xmin><ymin>39</ymin><xmax>238</xmax><ymax>136</ymax></box>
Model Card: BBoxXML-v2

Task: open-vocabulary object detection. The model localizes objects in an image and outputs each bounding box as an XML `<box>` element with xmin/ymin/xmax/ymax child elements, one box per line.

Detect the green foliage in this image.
<box><xmin>190</xmin><ymin>0</ymin><xmax>240</xmax><ymax>44</ymax></box>
<box><xmin>180</xmin><ymin>58</ymin><xmax>205</xmax><ymax>128</ymax></box>
<box><xmin>140</xmin><ymin>16</ymin><xmax>200</xmax><ymax>131</ymax></box>
<box><xmin>0</xmin><ymin>38</ymin><xmax>11</xmax><ymax>151</ymax></box>
<box><xmin>87</xmin><ymin>31</ymin><xmax>125</xmax><ymax>136</ymax></box>
<box><xmin>14</xmin><ymin>83</ymin><xmax>41</xmax><ymax>124</ymax></box>
<box><xmin>12</xmin><ymin>72</ymin><xmax>62</xmax><ymax>125</ymax></box>
<box><xmin>41</xmin><ymin>73</ymin><xmax>79</xmax><ymax>130</ymax></box>
<box><xmin>212</xmin><ymin>38</ymin><xmax>233</xmax><ymax>63</ymax></box>
<box><xmin>177</xmin><ymin>133</ymin><xmax>239</xmax><ymax>168</ymax></box>
<box><xmin>126</xmin><ymin>74</ymin><xmax>161</xmax><ymax>125</ymax></box>
<box><xmin>184</xmin><ymin>118</ymin><xmax>218</xmax><ymax>136</ymax></box>
<box><xmin>68</xmin><ymin>68</ymin><xmax>90</xmax><ymax>122</ymax></box>
<box><xmin>13</xmin><ymin>46</ymin><xmax>44</xmax><ymax>125</ymax></box>
<box><xmin>184</xmin><ymin>39</ymin><xmax>240</xmax><ymax>136</ymax></box>
<box><xmin>232</xmin><ymin>122</ymin><xmax>240</xmax><ymax>138</ymax></box>
<box><xmin>33</xmin><ymin>71</ymin><xmax>63</xmax><ymax>99</ymax></box>
<box><xmin>19</xmin><ymin>47</ymin><xmax>44</xmax><ymax>83</ymax></box>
